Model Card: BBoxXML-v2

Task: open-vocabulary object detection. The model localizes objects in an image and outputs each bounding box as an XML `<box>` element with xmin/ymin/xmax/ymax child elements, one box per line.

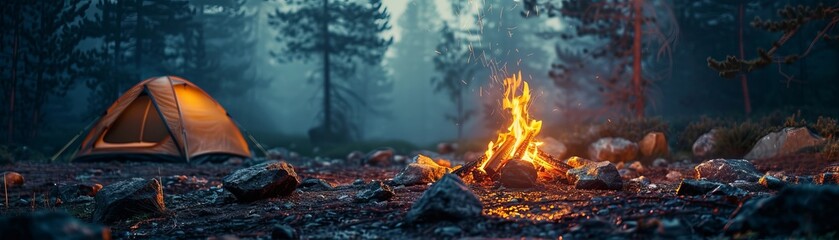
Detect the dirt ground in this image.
<box><xmin>0</xmin><ymin>155</ymin><xmax>832</xmax><ymax>239</ymax></box>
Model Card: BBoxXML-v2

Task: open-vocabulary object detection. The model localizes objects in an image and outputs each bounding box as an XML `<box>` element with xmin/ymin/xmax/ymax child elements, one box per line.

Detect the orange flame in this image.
<box><xmin>478</xmin><ymin>72</ymin><xmax>553</xmax><ymax>172</ymax></box>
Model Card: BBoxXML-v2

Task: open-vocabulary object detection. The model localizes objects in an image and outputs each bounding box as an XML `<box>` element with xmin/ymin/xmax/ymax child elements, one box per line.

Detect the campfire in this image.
<box><xmin>456</xmin><ymin>72</ymin><xmax>569</xmax><ymax>183</ymax></box>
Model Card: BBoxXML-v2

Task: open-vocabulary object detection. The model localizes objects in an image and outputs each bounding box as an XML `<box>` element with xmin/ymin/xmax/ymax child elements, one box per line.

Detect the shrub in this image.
<box><xmin>822</xmin><ymin>139</ymin><xmax>839</xmax><ymax>161</ymax></box>
<box><xmin>811</xmin><ymin>116</ymin><xmax>839</xmax><ymax>139</ymax></box>
<box><xmin>715</xmin><ymin>121</ymin><xmax>778</xmax><ymax>158</ymax></box>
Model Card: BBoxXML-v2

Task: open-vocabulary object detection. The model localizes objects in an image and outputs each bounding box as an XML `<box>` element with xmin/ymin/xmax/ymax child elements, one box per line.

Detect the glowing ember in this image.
<box><xmin>477</xmin><ymin>72</ymin><xmax>557</xmax><ymax>176</ymax></box>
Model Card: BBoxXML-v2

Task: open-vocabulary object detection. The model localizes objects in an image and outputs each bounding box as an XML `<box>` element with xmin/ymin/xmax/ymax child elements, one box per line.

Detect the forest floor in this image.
<box><xmin>0</xmin><ymin>154</ymin><xmax>835</xmax><ymax>239</ymax></box>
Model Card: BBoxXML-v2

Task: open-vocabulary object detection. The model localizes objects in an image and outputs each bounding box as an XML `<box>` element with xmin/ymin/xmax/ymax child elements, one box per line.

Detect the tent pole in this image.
<box><xmin>50</xmin><ymin>116</ymin><xmax>100</xmax><ymax>162</ymax></box>
<box><xmin>167</xmin><ymin>77</ymin><xmax>190</xmax><ymax>163</ymax></box>
<box><xmin>230</xmin><ymin>118</ymin><xmax>269</xmax><ymax>157</ymax></box>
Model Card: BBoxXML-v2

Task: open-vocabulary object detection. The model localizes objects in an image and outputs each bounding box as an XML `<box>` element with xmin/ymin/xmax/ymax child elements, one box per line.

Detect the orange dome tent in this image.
<box><xmin>73</xmin><ymin>76</ymin><xmax>251</xmax><ymax>163</ymax></box>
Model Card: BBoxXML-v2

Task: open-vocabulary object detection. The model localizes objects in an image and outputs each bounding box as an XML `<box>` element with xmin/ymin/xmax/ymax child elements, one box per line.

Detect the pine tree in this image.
<box><xmin>268</xmin><ymin>0</ymin><xmax>392</xmax><ymax>144</ymax></box>
<box><xmin>432</xmin><ymin>23</ymin><xmax>481</xmax><ymax>141</ymax></box>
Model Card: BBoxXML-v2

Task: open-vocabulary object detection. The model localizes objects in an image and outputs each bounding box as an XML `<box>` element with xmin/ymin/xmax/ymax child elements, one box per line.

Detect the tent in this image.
<box><xmin>73</xmin><ymin>76</ymin><xmax>251</xmax><ymax>163</ymax></box>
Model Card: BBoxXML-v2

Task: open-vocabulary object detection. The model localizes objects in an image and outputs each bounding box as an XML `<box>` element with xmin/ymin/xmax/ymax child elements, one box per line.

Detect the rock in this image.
<box><xmin>93</xmin><ymin>178</ymin><xmax>165</xmax><ymax>223</ymax></box>
<box><xmin>346</xmin><ymin>151</ymin><xmax>365</xmax><ymax>164</ymax></box>
<box><xmin>51</xmin><ymin>183</ymin><xmax>102</xmax><ymax>204</ymax></box>
<box><xmin>725</xmin><ymin>185</ymin><xmax>839</xmax><ymax>236</ymax></box>
<box><xmin>434</xmin><ymin>226</ymin><xmax>462</xmax><ymax>237</ymax></box>
<box><xmin>499</xmin><ymin>159</ymin><xmax>537</xmax><ymax>188</ymax></box>
<box><xmin>541</xmin><ymin>137</ymin><xmax>568</xmax><ymax>159</ymax></box>
<box><xmin>676</xmin><ymin>179</ymin><xmax>746</xmax><ymax>196</ymax></box>
<box><xmin>628</xmin><ymin>161</ymin><xmax>645</xmax><ymax>172</ymax></box>
<box><xmin>434</xmin><ymin>159</ymin><xmax>452</xmax><ymax>168</ymax></box>
<box><xmin>392</xmin><ymin>154</ymin><xmax>450</xmax><ymax>186</ymax></box>
<box><xmin>266</xmin><ymin>147</ymin><xmax>289</xmax><ymax>160</ymax></box>
<box><xmin>758</xmin><ymin>175</ymin><xmax>785</xmax><ymax>190</ymax></box>
<box><xmin>2</xmin><ymin>171</ymin><xmax>24</xmax><ymax>188</ymax></box>
<box><xmin>355</xmin><ymin>181</ymin><xmax>395</xmax><ymax>202</ymax></box>
<box><xmin>588</xmin><ymin>137</ymin><xmax>639</xmax><ymax>163</ymax></box>
<box><xmin>745</xmin><ymin>127</ymin><xmax>826</xmax><ymax>160</ymax></box>
<box><xmin>352</xmin><ymin>179</ymin><xmax>365</xmax><ymax>186</ymax></box>
<box><xmin>665</xmin><ymin>171</ymin><xmax>683</xmax><ymax>182</ymax></box>
<box><xmin>814</xmin><ymin>172</ymin><xmax>839</xmax><ymax>185</ymax></box>
<box><xmin>693</xmin><ymin>129</ymin><xmax>718</xmax><ymax>158</ymax></box>
<box><xmin>271</xmin><ymin>224</ymin><xmax>298</xmax><ymax>240</ymax></box>
<box><xmin>694</xmin><ymin>159</ymin><xmax>761</xmax><ymax>183</ymax></box>
<box><xmin>298</xmin><ymin>178</ymin><xmax>333</xmax><ymax>191</ymax></box>
<box><xmin>566</xmin><ymin>161</ymin><xmax>623</xmax><ymax>190</ymax></box>
<box><xmin>364</xmin><ymin>148</ymin><xmax>394</xmax><ymax>166</ymax></box>
<box><xmin>565</xmin><ymin>156</ymin><xmax>594</xmax><ymax>168</ymax></box>
<box><xmin>652</xmin><ymin>158</ymin><xmax>669</xmax><ymax>167</ymax></box>
<box><xmin>638</xmin><ymin>132</ymin><xmax>669</xmax><ymax>158</ymax></box>
<box><xmin>405</xmin><ymin>174</ymin><xmax>482</xmax><ymax>223</ymax></box>
<box><xmin>630</xmin><ymin>176</ymin><xmax>651</xmax><ymax>186</ymax></box>
<box><xmin>437</xmin><ymin>142</ymin><xmax>456</xmax><ymax>155</ymax></box>
<box><xmin>0</xmin><ymin>211</ymin><xmax>110</xmax><ymax>239</ymax></box>
<box><xmin>393</xmin><ymin>155</ymin><xmax>408</xmax><ymax>164</ymax></box>
<box><xmin>222</xmin><ymin>161</ymin><xmax>300</xmax><ymax>202</ymax></box>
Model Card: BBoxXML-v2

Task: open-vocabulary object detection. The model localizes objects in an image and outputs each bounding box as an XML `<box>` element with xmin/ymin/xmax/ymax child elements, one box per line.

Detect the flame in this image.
<box><xmin>478</xmin><ymin>72</ymin><xmax>553</xmax><ymax>172</ymax></box>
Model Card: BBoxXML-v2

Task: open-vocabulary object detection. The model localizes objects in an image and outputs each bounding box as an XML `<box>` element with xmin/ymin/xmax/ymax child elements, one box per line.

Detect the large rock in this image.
<box><xmin>355</xmin><ymin>181</ymin><xmax>395</xmax><ymax>203</ymax></box>
<box><xmin>405</xmin><ymin>174</ymin><xmax>482</xmax><ymax>223</ymax></box>
<box><xmin>588</xmin><ymin>137</ymin><xmax>639</xmax><ymax>163</ymax></box>
<box><xmin>541</xmin><ymin>137</ymin><xmax>568</xmax><ymax>159</ymax></box>
<box><xmin>93</xmin><ymin>178</ymin><xmax>165</xmax><ymax>223</ymax></box>
<box><xmin>692</xmin><ymin>129</ymin><xmax>718</xmax><ymax>158</ymax></box>
<box><xmin>725</xmin><ymin>185</ymin><xmax>839</xmax><ymax>236</ymax></box>
<box><xmin>392</xmin><ymin>154</ymin><xmax>450</xmax><ymax>186</ymax></box>
<box><xmin>0</xmin><ymin>211</ymin><xmax>110</xmax><ymax>239</ymax></box>
<box><xmin>745</xmin><ymin>127</ymin><xmax>826</xmax><ymax>160</ymax></box>
<box><xmin>638</xmin><ymin>132</ymin><xmax>669</xmax><ymax>158</ymax></box>
<box><xmin>222</xmin><ymin>161</ymin><xmax>300</xmax><ymax>202</ymax></box>
<box><xmin>566</xmin><ymin>161</ymin><xmax>623</xmax><ymax>190</ymax></box>
<box><xmin>499</xmin><ymin>159</ymin><xmax>537</xmax><ymax>188</ymax></box>
<box><xmin>694</xmin><ymin>159</ymin><xmax>762</xmax><ymax>183</ymax></box>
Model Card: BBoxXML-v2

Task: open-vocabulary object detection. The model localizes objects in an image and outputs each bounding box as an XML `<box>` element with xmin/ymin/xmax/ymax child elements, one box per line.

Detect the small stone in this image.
<box><xmin>638</xmin><ymin>132</ymin><xmax>669</xmax><ymax>158</ymax></box>
<box><xmin>745</xmin><ymin>127</ymin><xmax>826</xmax><ymax>160</ymax></box>
<box><xmin>693</xmin><ymin>129</ymin><xmax>718</xmax><ymax>158</ymax></box>
<box><xmin>565</xmin><ymin>156</ymin><xmax>593</xmax><ymax>168</ymax></box>
<box><xmin>695</xmin><ymin>159</ymin><xmax>762</xmax><ymax>183</ymax></box>
<box><xmin>346</xmin><ymin>151</ymin><xmax>365</xmax><ymax>164</ymax></box>
<box><xmin>665</xmin><ymin>171</ymin><xmax>683</xmax><ymax>182</ymax></box>
<box><xmin>435</xmin><ymin>159</ymin><xmax>452</xmax><ymax>168</ymax></box>
<box><xmin>364</xmin><ymin>148</ymin><xmax>394</xmax><ymax>166</ymax></box>
<box><xmin>355</xmin><ymin>181</ymin><xmax>395</xmax><ymax>202</ymax></box>
<box><xmin>541</xmin><ymin>137</ymin><xmax>568</xmax><ymax>159</ymax></box>
<box><xmin>392</xmin><ymin>154</ymin><xmax>450</xmax><ymax>186</ymax></box>
<box><xmin>299</xmin><ymin>178</ymin><xmax>333</xmax><ymax>191</ymax></box>
<box><xmin>352</xmin><ymin>179</ymin><xmax>365</xmax><ymax>186</ymax></box>
<box><xmin>271</xmin><ymin>224</ymin><xmax>298</xmax><ymax>240</ymax></box>
<box><xmin>628</xmin><ymin>161</ymin><xmax>645</xmax><ymax>172</ymax></box>
<box><xmin>630</xmin><ymin>176</ymin><xmax>651</xmax><ymax>186</ymax></box>
<box><xmin>652</xmin><ymin>158</ymin><xmax>669</xmax><ymax>167</ymax></box>
<box><xmin>2</xmin><ymin>171</ymin><xmax>24</xmax><ymax>188</ymax></box>
<box><xmin>499</xmin><ymin>159</ymin><xmax>537</xmax><ymax>188</ymax></box>
<box><xmin>566</xmin><ymin>161</ymin><xmax>623</xmax><ymax>190</ymax></box>
<box><xmin>588</xmin><ymin>137</ymin><xmax>639</xmax><ymax>162</ymax></box>
<box><xmin>93</xmin><ymin>178</ymin><xmax>166</xmax><ymax>223</ymax></box>
<box><xmin>814</xmin><ymin>172</ymin><xmax>839</xmax><ymax>185</ymax></box>
<box><xmin>758</xmin><ymin>175</ymin><xmax>785</xmax><ymax>190</ymax></box>
<box><xmin>405</xmin><ymin>174</ymin><xmax>482</xmax><ymax>223</ymax></box>
<box><xmin>222</xmin><ymin>161</ymin><xmax>300</xmax><ymax>202</ymax></box>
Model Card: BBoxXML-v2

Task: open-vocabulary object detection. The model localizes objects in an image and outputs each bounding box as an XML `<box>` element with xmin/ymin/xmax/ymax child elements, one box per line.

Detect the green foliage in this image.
<box><xmin>714</xmin><ymin>121</ymin><xmax>778</xmax><ymax>158</ymax></box>
<box><xmin>677</xmin><ymin>116</ymin><xmax>725</xmax><ymax>152</ymax></box>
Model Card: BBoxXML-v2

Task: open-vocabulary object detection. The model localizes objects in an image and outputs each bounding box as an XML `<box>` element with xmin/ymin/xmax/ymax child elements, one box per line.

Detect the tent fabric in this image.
<box><xmin>74</xmin><ymin>76</ymin><xmax>251</xmax><ymax>162</ymax></box>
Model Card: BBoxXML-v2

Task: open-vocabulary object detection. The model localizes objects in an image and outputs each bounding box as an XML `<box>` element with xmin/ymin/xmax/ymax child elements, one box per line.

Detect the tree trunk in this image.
<box><xmin>8</xmin><ymin>3</ymin><xmax>21</xmax><ymax>144</ymax></box>
<box><xmin>631</xmin><ymin>0</ymin><xmax>644</xmax><ymax>118</ymax></box>
<box><xmin>738</xmin><ymin>3</ymin><xmax>752</xmax><ymax>115</ymax></box>
<box><xmin>321</xmin><ymin>0</ymin><xmax>332</xmax><ymax>132</ymax></box>
<box><xmin>135</xmin><ymin>0</ymin><xmax>144</xmax><ymax>83</ymax></box>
